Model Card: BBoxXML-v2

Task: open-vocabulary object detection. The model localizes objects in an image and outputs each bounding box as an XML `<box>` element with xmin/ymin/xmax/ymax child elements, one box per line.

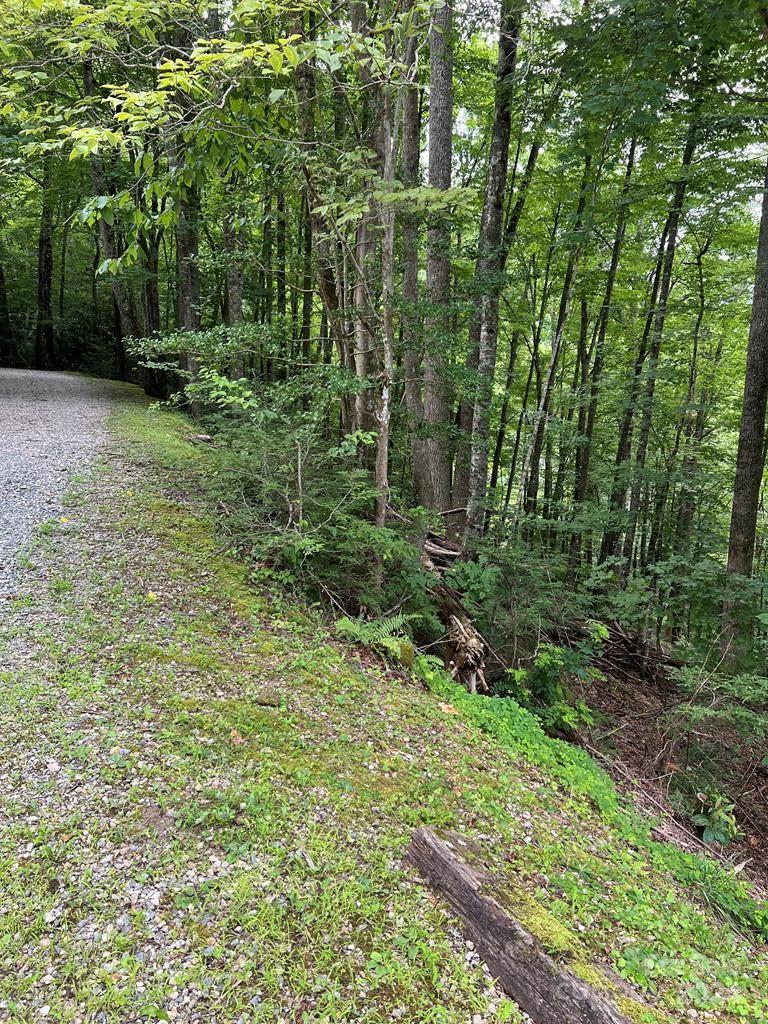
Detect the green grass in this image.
<box><xmin>0</xmin><ymin>388</ymin><xmax>766</xmax><ymax>1023</ymax></box>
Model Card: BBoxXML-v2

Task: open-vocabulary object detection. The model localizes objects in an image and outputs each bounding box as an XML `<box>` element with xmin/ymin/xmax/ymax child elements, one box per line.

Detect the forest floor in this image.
<box><xmin>1</xmin><ymin>373</ymin><xmax>768</xmax><ymax>1024</ymax></box>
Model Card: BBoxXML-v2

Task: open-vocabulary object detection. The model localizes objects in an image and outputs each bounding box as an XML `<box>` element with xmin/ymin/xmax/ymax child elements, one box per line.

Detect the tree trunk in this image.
<box><xmin>599</xmin><ymin>222</ymin><xmax>670</xmax><ymax>565</ymax></box>
<box><xmin>300</xmin><ymin>196</ymin><xmax>313</xmax><ymax>366</ymax></box>
<box><xmin>486</xmin><ymin>332</ymin><xmax>520</xmax><ymax>530</ymax></box>
<box><xmin>465</xmin><ymin>0</ymin><xmax>522</xmax><ymax>539</ymax></box>
<box><xmin>276</xmin><ymin>189</ymin><xmax>287</xmax><ymax>322</ymax></box>
<box><xmin>58</xmin><ymin>212</ymin><xmax>70</xmax><ymax>322</ymax></box>
<box><xmin>177</xmin><ymin>182</ymin><xmax>202</xmax><ymax>413</ymax></box>
<box><xmin>567</xmin><ymin>139</ymin><xmax>636</xmax><ymax>579</ymax></box>
<box><xmin>724</xmin><ymin>157</ymin><xmax>768</xmax><ymax>635</ymax></box>
<box><xmin>353</xmin><ymin>215</ymin><xmax>376</xmax><ymax>433</ymax></box>
<box><xmin>293</xmin><ymin>30</ymin><xmax>354</xmax><ymax>433</ymax></box>
<box><xmin>401</xmin><ymin>8</ymin><xmax>432</xmax><ymax>506</ymax></box>
<box><xmin>375</xmin><ymin>83</ymin><xmax>397</xmax><ymax>528</ymax></box>
<box><xmin>620</xmin><ymin>120</ymin><xmax>698</xmax><ymax>573</ymax></box>
<box><xmin>35</xmin><ymin>159</ymin><xmax>54</xmax><ymax>371</ymax></box>
<box><xmin>83</xmin><ymin>62</ymin><xmax>142</xmax><ymax>343</ymax></box>
<box><xmin>452</xmin><ymin>89</ymin><xmax>558</xmax><ymax>528</ymax></box>
<box><xmin>224</xmin><ymin>204</ymin><xmax>245</xmax><ymax>377</ymax></box>
<box><xmin>519</xmin><ymin>158</ymin><xmax>591</xmax><ymax>520</ymax></box>
<box><xmin>0</xmin><ymin>258</ymin><xmax>13</xmax><ymax>366</ymax></box>
<box><xmin>422</xmin><ymin>0</ymin><xmax>454</xmax><ymax>512</ymax></box>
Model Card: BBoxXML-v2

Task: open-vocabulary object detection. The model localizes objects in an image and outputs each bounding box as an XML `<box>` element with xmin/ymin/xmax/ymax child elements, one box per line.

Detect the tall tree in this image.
<box><xmin>34</xmin><ymin>158</ymin><xmax>54</xmax><ymax>371</ymax></box>
<box><xmin>725</xmin><ymin>157</ymin><xmax>768</xmax><ymax>581</ymax></box>
<box><xmin>421</xmin><ymin>0</ymin><xmax>454</xmax><ymax>512</ymax></box>
<box><xmin>465</xmin><ymin>0</ymin><xmax>522</xmax><ymax>539</ymax></box>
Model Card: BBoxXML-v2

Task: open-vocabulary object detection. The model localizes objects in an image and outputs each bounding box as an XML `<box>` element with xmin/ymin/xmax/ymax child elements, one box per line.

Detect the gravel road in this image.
<box><xmin>0</xmin><ymin>368</ymin><xmax>118</xmax><ymax>598</ymax></box>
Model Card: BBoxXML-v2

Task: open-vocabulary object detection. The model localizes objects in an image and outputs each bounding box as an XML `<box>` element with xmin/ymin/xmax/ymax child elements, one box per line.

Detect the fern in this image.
<box><xmin>336</xmin><ymin>613</ymin><xmax>420</xmax><ymax>667</ymax></box>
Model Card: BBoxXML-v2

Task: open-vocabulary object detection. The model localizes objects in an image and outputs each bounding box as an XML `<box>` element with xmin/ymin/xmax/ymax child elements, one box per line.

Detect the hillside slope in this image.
<box><xmin>0</xmin><ymin>388</ymin><xmax>766</xmax><ymax>1023</ymax></box>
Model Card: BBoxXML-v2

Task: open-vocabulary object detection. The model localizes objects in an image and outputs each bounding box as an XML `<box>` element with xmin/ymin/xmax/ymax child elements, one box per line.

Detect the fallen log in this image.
<box><xmin>421</xmin><ymin>540</ymin><xmax>488</xmax><ymax>693</ymax></box>
<box><xmin>419</xmin><ymin>530</ymin><xmax>489</xmax><ymax>693</ymax></box>
<box><xmin>407</xmin><ymin>828</ymin><xmax>641</xmax><ymax>1024</ymax></box>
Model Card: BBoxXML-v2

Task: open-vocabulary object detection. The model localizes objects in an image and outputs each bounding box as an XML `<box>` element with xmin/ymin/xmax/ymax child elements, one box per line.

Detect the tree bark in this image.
<box><xmin>422</xmin><ymin>0</ymin><xmax>454</xmax><ymax>512</ymax></box>
<box><xmin>294</xmin><ymin>29</ymin><xmax>354</xmax><ymax>432</ymax></box>
<box><xmin>401</xmin><ymin>6</ymin><xmax>432</xmax><ymax>506</ymax></box>
<box><xmin>518</xmin><ymin>157</ymin><xmax>591</xmax><ymax>520</ymax></box>
<box><xmin>620</xmin><ymin>120</ymin><xmax>698</xmax><ymax>573</ymax></box>
<box><xmin>0</xmin><ymin>258</ymin><xmax>13</xmax><ymax>366</ymax></box>
<box><xmin>465</xmin><ymin>0</ymin><xmax>522</xmax><ymax>538</ymax></box>
<box><xmin>567</xmin><ymin>139</ymin><xmax>636</xmax><ymax>579</ymax></box>
<box><xmin>725</xmin><ymin>157</ymin><xmax>768</xmax><ymax>582</ymax></box>
<box><xmin>35</xmin><ymin>158</ymin><xmax>54</xmax><ymax>371</ymax></box>
<box><xmin>224</xmin><ymin>202</ymin><xmax>245</xmax><ymax>377</ymax></box>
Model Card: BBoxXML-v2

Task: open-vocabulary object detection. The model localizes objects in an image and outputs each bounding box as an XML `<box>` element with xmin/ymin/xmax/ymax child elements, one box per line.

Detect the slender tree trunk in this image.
<box><xmin>401</xmin><ymin>9</ymin><xmax>432</xmax><ymax>506</ymax></box>
<box><xmin>58</xmin><ymin>213</ymin><xmax>70</xmax><ymax>322</ymax></box>
<box><xmin>465</xmin><ymin>0</ymin><xmax>522</xmax><ymax>538</ymax></box>
<box><xmin>567</xmin><ymin>139</ymin><xmax>636</xmax><ymax>579</ymax></box>
<box><xmin>501</xmin><ymin>350</ymin><xmax>535</xmax><ymax>522</ymax></box>
<box><xmin>375</xmin><ymin>84</ymin><xmax>398</xmax><ymax>528</ymax></box>
<box><xmin>263</xmin><ymin>190</ymin><xmax>273</xmax><ymax>325</ymax></box>
<box><xmin>452</xmin><ymin>88</ymin><xmax>558</xmax><ymax>524</ymax></box>
<box><xmin>224</xmin><ymin>203</ymin><xmax>245</xmax><ymax>377</ymax></box>
<box><xmin>599</xmin><ymin>220</ymin><xmax>671</xmax><ymax>563</ymax></box>
<box><xmin>293</xmin><ymin>16</ymin><xmax>354</xmax><ymax>432</ymax></box>
<box><xmin>112</xmin><ymin>295</ymin><xmax>127</xmax><ymax>380</ymax></box>
<box><xmin>276</xmin><ymin>189</ymin><xmax>287</xmax><ymax>321</ymax></box>
<box><xmin>177</xmin><ymin>186</ymin><xmax>201</xmax><ymax>334</ymax></box>
<box><xmin>0</xmin><ymin>259</ymin><xmax>13</xmax><ymax>366</ymax></box>
<box><xmin>300</xmin><ymin>197</ymin><xmax>313</xmax><ymax>366</ymax></box>
<box><xmin>177</xmin><ymin>181</ymin><xmax>201</xmax><ymax>412</ymax></box>
<box><xmin>276</xmin><ymin>187</ymin><xmax>288</xmax><ymax>377</ymax></box>
<box><xmin>141</xmin><ymin>233</ymin><xmax>162</xmax><ymax>334</ymax></box>
<box><xmin>550</xmin><ymin>301</ymin><xmax>588</xmax><ymax>531</ymax></box>
<box><xmin>620</xmin><ymin>120</ymin><xmax>698</xmax><ymax>573</ymax></box>
<box><xmin>649</xmin><ymin>241</ymin><xmax>710</xmax><ymax>567</ymax></box>
<box><xmin>84</xmin><ymin>62</ymin><xmax>141</xmax><ymax>342</ymax></box>
<box><xmin>353</xmin><ymin>216</ymin><xmax>376</xmax><ymax>433</ymax></box>
<box><xmin>519</xmin><ymin>158</ymin><xmax>591</xmax><ymax>520</ymax></box>
<box><xmin>35</xmin><ymin>159</ymin><xmax>54</xmax><ymax>371</ymax></box>
<box><xmin>486</xmin><ymin>332</ymin><xmax>520</xmax><ymax>529</ymax></box>
<box><xmin>422</xmin><ymin>0</ymin><xmax>454</xmax><ymax>512</ymax></box>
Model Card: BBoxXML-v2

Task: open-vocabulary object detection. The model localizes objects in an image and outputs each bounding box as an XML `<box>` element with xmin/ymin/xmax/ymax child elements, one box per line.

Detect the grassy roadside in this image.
<box><xmin>0</xmin><ymin>388</ymin><xmax>766</xmax><ymax>1023</ymax></box>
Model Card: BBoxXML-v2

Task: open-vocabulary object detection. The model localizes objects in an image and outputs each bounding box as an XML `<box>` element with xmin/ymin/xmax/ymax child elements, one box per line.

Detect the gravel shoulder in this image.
<box><xmin>0</xmin><ymin>369</ymin><xmax>127</xmax><ymax>599</ymax></box>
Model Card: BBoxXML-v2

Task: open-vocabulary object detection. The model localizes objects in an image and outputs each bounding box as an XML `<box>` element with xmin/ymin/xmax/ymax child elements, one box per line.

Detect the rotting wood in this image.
<box><xmin>407</xmin><ymin>828</ymin><xmax>641</xmax><ymax>1024</ymax></box>
<box><xmin>421</xmin><ymin>531</ymin><xmax>488</xmax><ymax>693</ymax></box>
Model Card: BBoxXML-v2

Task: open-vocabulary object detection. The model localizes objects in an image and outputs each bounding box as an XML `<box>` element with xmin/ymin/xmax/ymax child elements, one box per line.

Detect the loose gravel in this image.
<box><xmin>0</xmin><ymin>369</ymin><xmax>120</xmax><ymax>599</ymax></box>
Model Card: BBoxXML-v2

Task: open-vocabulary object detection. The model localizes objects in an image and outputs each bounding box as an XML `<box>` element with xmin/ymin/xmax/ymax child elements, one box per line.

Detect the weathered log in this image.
<box><xmin>407</xmin><ymin>828</ymin><xmax>640</xmax><ymax>1024</ymax></box>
